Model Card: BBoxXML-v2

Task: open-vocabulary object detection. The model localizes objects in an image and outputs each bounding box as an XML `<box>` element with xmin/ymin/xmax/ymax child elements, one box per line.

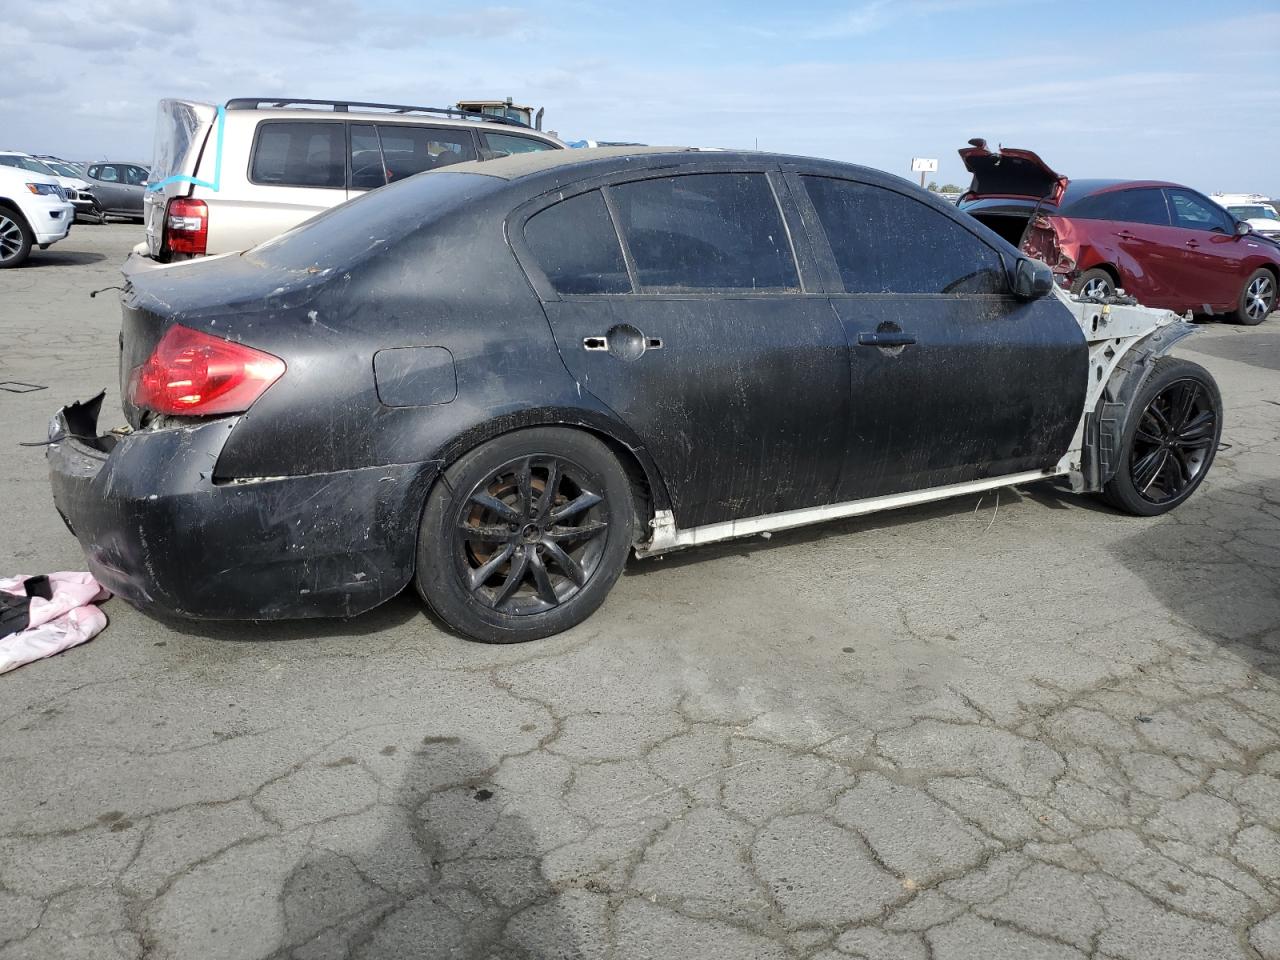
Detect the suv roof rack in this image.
<box><xmin>224</xmin><ymin>98</ymin><xmax>532</xmax><ymax>128</ymax></box>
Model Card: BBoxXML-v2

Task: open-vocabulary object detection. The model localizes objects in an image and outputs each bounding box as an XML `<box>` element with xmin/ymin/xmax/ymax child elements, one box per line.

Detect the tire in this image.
<box><xmin>415</xmin><ymin>428</ymin><xmax>636</xmax><ymax>643</ymax></box>
<box><xmin>1070</xmin><ymin>268</ymin><xmax>1115</xmax><ymax>301</ymax></box>
<box><xmin>0</xmin><ymin>206</ymin><xmax>33</xmax><ymax>268</ymax></box>
<box><xmin>1101</xmin><ymin>357</ymin><xmax>1222</xmax><ymax>517</ymax></box>
<box><xmin>1232</xmin><ymin>268</ymin><xmax>1275</xmax><ymax>325</ymax></box>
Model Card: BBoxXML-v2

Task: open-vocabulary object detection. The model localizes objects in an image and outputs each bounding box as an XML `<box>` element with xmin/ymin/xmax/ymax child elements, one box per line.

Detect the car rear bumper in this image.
<box><xmin>46</xmin><ymin>394</ymin><xmax>436</xmax><ymax>621</ymax></box>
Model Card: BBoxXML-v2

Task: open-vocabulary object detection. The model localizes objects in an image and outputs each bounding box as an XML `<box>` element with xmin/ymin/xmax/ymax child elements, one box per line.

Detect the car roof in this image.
<box><xmin>441</xmin><ymin>145</ymin><xmax>703</xmax><ymax>180</ymax></box>
<box><xmin>435</xmin><ymin>146</ymin><xmax>920</xmax><ymax>192</ymax></box>
<box><xmin>224</xmin><ymin>104</ymin><xmax>562</xmax><ymax>142</ymax></box>
<box><xmin>1070</xmin><ymin>178</ymin><xmax>1183</xmax><ymax>195</ymax></box>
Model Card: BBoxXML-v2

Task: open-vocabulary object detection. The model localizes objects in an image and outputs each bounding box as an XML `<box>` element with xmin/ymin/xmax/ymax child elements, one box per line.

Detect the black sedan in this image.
<box><xmin>47</xmin><ymin>148</ymin><xmax>1222</xmax><ymax>642</ymax></box>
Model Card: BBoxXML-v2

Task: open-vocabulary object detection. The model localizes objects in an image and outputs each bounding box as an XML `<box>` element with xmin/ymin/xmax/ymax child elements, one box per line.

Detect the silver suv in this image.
<box><xmin>139</xmin><ymin>98</ymin><xmax>564</xmax><ymax>262</ymax></box>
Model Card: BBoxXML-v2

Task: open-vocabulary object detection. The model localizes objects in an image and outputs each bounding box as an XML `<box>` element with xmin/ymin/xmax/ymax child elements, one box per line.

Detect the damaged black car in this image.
<box><xmin>47</xmin><ymin>147</ymin><xmax>1222</xmax><ymax>642</ymax></box>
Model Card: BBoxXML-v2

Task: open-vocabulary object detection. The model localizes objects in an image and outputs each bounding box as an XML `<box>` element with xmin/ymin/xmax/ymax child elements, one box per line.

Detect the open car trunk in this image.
<box><xmin>143</xmin><ymin>99</ymin><xmax>219</xmax><ymax>258</ymax></box>
<box><xmin>957</xmin><ymin>139</ymin><xmax>1068</xmax><ymax>248</ymax></box>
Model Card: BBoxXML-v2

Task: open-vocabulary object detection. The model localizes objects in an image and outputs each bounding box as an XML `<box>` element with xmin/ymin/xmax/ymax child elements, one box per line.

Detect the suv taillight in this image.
<box><xmin>129</xmin><ymin>326</ymin><xmax>285</xmax><ymax>416</ymax></box>
<box><xmin>165</xmin><ymin>197</ymin><xmax>208</xmax><ymax>256</ymax></box>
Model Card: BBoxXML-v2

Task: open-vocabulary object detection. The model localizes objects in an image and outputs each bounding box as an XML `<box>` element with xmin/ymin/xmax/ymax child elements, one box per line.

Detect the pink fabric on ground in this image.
<box><xmin>0</xmin><ymin>572</ymin><xmax>111</xmax><ymax>675</ymax></box>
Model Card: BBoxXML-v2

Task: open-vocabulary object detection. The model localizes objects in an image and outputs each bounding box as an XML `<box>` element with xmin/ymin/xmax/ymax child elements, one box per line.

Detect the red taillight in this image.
<box><xmin>129</xmin><ymin>325</ymin><xmax>285</xmax><ymax>416</ymax></box>
<box><xmin>165</xmin><ymin>197</ymin><xmax>208</xmax><ymax>256</ymax></box>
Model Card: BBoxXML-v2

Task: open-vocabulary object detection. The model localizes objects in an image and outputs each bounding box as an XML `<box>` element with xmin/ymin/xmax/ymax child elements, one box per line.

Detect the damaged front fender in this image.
<box><xmin>1090</xmin><ymin>321</ymin><xmax>1200</xmax><ymax>489</ymax></box>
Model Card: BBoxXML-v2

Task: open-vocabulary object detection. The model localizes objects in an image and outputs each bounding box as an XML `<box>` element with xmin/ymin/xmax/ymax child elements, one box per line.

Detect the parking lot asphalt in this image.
<box><xmin>1</xmin><ymin>224</ymin><xmax>1278</xmax><ymax>960</ymax></box>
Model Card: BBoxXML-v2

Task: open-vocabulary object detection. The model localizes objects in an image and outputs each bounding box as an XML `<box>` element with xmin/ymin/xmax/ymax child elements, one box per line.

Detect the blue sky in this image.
<box><xmin>2</xmin><ymin>0</ymin><xmax>1278</xmax><ymax>194</ymax></box>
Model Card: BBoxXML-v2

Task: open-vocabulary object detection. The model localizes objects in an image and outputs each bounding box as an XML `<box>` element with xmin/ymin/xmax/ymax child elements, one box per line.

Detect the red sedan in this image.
<box><xmin>958</xmin><ymin>139</ymin><xmax>1278</xmax><ymax>325</ymax></box>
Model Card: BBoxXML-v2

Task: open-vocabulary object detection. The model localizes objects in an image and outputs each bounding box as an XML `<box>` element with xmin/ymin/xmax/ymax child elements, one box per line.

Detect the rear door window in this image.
<box><xmin>607</xmin><ymin>173</ymin><xmax>799</xmax><ymax>292</ymax></box>
<box><xmin>374</xmin><ymin>125</ymin><xmax>476</xmax><ymax>181</ymax></box>
<box><xmin>124</xmin><ymin>165</ymin><xmax>149</xmax><ymax>186</ymax></box>
<box><xmin>525</xmin><ymin>191</ymin><xmax>631</xmax><ymax>295</ymax></box>
<box><xmin>250</xmin><ymin>121</ymin><xmax>346</xmax><ymax>189</ymax></box>
<box><xmin>1167</xmin><ymin>188</ymin><xmax>1234</xmax><ymax>233</ymax></box>
<box><xmin>1064</xmin><ymin>188</ymin><xmax>1169</xmax><ymax>226</ymax></box>
<box><xmin>484</xmin><ymin>133</ymin><xmax>556</xmax><ymax>157</ymax></box>
<box><xmin>803</xmin><ymin>176</ymin><xmax>1006</xmax><ymax>294</ymax></box>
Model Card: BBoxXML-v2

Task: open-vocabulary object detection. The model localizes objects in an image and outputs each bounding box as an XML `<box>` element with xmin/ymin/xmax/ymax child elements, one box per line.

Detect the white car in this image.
<box><xmin>0</xmin><ymin>152</ymin><xmax>97</xmax><ymax>223</ymax></box>
<box><xmin>0</xmin><ymin>163</ymin><xmax>74</xmax><ymax>267</ymax></box>
<box><xmin>1212</xmin><ymin>193</ymin><xmax>1280</xmax><ymax>240</ymax></box>
<box><xmin>137</xmin><ymin>97</ymin><xmax>564</xmax><ymax>263</ymax></box>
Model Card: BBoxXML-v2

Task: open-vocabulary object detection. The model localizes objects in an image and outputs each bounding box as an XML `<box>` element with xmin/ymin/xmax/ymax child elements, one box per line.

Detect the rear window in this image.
<box><xmin>152</xmin><ymin>100</ymin><xmax>208</xmax><ymax>182</ymax></box>
<box><xmin>1229</xmin><ymin>204</ymin><xmax>1280</xmax><ymax>221</ymax></box>
<box><xmin>1062</xmin><ymin>188</ymin><xmax>1169</xmax><ymax>226</ymax></box>
<box><xmin>375</xmin><ymin>125</ymin><xmax>476</xmax><ymax>180</ymax></box>
<box><xmin>525</xmin><ymin>191</ymin><xmax>631</xmax><ymax>295</ymax></box>
<box><xmin>608</xmin><ymin>173</ymin><xmax>799</xmax><ymax>292</ymax></box>
<box><xmin>246</xmin><ymin>171</ymin><xmax>504</xmax><ymax>271</ymax></box>
<box><xmin>249</xmin><ymin>121</ymin><xmax>346</xmax><ymax>189</ymax></box>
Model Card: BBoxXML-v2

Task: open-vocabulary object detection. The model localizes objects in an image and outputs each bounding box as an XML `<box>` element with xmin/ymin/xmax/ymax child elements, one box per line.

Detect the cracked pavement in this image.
<box><xmin>1</xmin><ymin>226</ymin><xmax>1278</xmax><ymax>959</ymax></box>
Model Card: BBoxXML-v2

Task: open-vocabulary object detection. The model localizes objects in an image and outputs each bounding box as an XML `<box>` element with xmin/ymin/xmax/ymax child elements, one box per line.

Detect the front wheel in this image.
<box><xmin>1101</xmin><ymin>357</ymin><xmax>1222</xmax><ymax>517</ymax></box>
<box><xmin>1233</xmin><ymin>268</ymin><xmax>1275</xmax><ymax>325</ymax></box>
<box><xmin>0</xmin><ymin>207</ymin><xmax>33</xmax><ymax>268</ymax></box>
<box><xmin>415</xmin><ymin>428</ymin><xmax>635</xmax><ymax>643</ymax></box>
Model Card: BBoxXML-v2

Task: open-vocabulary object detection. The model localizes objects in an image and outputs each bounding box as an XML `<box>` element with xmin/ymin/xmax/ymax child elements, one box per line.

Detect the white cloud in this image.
<box><xmin>0</xmin><ymin>0</ymin><xmax>1275</xmax><ymax>193</ymax></box>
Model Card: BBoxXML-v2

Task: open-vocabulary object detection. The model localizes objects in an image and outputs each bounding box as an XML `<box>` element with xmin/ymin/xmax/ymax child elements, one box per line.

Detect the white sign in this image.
<box><xmin>911</xmin><ymin>157</ymin><xmax>938</xmax><ymax>173</ymax></box>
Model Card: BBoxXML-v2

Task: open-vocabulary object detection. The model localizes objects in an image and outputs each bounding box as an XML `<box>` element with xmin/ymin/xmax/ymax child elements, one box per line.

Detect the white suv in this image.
<box><xmin>138</xmin><ymin>97</ymin><xmax>565</xmax><ymax>262</ymax></box>
<box><xmin>1211</xmin><ymin>193</ymin><xmax>1280</xmax><ymax>240</ymax></box>
<box><xmin>0</xmin><ymin>164</ymin><xmax>74</xmax><ymax>267</ymax></box>
<box><xmin>0</xmin><ymin>153</ymin><xmax>97</xmax><ymax>222</ymax></box>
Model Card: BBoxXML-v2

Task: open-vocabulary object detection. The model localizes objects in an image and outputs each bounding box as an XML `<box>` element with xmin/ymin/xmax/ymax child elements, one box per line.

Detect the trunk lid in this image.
<box><xmin>958</xmin><ymin>138</ymin><xmax>1068</xmax><ymax>204</ymax></box>
<box><xmin>144</xmin><ymin>99</ymin><xmax>219</xmax><ymax>258</ymax></box>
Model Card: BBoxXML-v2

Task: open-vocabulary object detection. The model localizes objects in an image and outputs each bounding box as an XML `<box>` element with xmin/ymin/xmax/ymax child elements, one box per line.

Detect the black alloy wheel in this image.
<box><xmin>1128</xmin><ymin>380</ymin><xmax>1216</xmax><ymax>504</ymax></box>
<box><xmin>1101</xmin><ymin>357</ymin><xmax>1222</xmax><ymax>517</ymax></box>
<box><xmin>456</xmin><ymin>454</ymin><xmax>609</xmax><ymax>615</ymax></box>
<box><xmin>416</xmin><ymin>427</ymin><xmax>635</xmax><ymax>642</ymax></box>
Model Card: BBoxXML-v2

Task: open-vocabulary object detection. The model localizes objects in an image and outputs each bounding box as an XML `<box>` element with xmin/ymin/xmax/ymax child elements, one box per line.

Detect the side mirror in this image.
<box><xmin>1013</xmin><ymin>257</ymin><xmax>1054</xmax><ymax>300</ymax></box>
<box><xmin>1235</xmin><ymin>220</ymin><xmax>1252</xmax><ymax>236</ymax></box>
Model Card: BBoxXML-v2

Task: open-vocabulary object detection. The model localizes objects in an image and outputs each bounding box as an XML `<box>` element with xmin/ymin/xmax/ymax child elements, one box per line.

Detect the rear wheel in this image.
<box><xmin>1071</xmin><ymin>268</ymin><xmax>1115</xmax><ymax>301</ymax></box>
<box><xmin>1233</xmin><ymin>268</ymin><xmax>1275</xmax><ymax>325</ymax></box>
<box><xmin>0</xmin><ymin>207</ymin><xmax>33</xmax><ymax>268</ymax></box>
<box><xmin>415</xmin><ymin>428</ymin><xmax>635</xmax><ymax>643</ymax></box>
<box><xmin>1101</xmin><ymin>357</ymin><xmax>1221</xmax><ymax>516</ymax></box>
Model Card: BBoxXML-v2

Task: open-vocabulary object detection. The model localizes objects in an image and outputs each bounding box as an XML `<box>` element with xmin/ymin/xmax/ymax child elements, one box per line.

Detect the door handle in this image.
<box><xmin>857</xmin><ymin>332</ymin><xmax>917</xmax><ymax>347</ymax></box>
<box><xmin>1185</xmin><ymin>240</ymin><xmax>1200</xmax><ymax>248</ymax></box>
<box><xmin>583</xmin><ymin>335</ymin><xmax>663</xmax><ymax>352</ymax></box>
<box><xmin>1118</xmin><ymin>230</ymin><xmax>1134</xmax><ymax>238</ymax></box>
<box><xmin>584</xmin><ymin>325</ymin><xmax>663</xmax><ymax>361</ymax></box>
